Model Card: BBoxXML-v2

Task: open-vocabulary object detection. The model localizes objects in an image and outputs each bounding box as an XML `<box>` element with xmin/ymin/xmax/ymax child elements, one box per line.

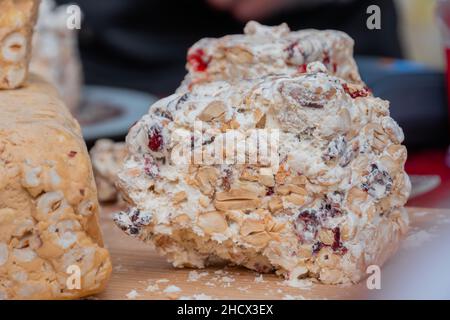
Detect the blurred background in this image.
<box><xmin>44</xmin><ymin>0</ymin><xmax>449</xmax><ymax>208</ymax></box>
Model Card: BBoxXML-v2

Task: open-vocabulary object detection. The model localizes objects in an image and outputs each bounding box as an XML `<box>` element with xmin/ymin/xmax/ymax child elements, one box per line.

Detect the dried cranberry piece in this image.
<box><xmin>332</xmin><ymin>63</ymin><xmax>338</xmax><ymax>73</ymax></box>
<box><xmin>322</xmin><ymin>52</ymin><xmax>330</xmax><ymax>65</ymax></box>
<box><xmin>148</xmin><ymin>126</ymin><xmax>164</xmax><ymax>152</ymax></box>
<box><xmin>331</xmin><ymin>227</ymin><xmax>348</xmax><ymax>254</ymax></box>
<box><xmin>312</xmin><ymin>241</ymin><xmax>325</xmax><ymax>254</ymax></box>
<box><xmin>68</xmin><ymin>151</ymin><xmax>77</xmax><ymax>158</ymax></box>
<box><xmin>295</xmin><ymin>209</ymin><xmax>319</xmax><ymax>242</ymax></box>
<box><xmin>266</xmin><ymin>187</ymin><xmax>274</xmax><ymax>196</ymax></box>
<box><xmin>342</xmin><ymin>83</ymin><xmax>370</xmax><ymax>99</ymax></box>
<box><xmin>298</xmin><ymin>64</ymin><xmax>307</xmax><ymax>73</ymax></box>
<box><xmin>187</xmin><ymin>48</ymin><xmax>210</xmax><ymax>72</ymax></box>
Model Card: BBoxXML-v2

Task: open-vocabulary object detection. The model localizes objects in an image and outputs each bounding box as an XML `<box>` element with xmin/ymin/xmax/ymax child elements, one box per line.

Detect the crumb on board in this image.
<box><xmin>145</xmin><ymin>284</ymin><xmax>160</xmax><ymax>292</ymax></box>
<box><xmin>126</xmin><ymin>290</ymin><xmax>139</xmax><ymax>299</ymax></box>
<box><xmin>179</xmin><ymin>293</ymin><xmax>214</xmax><ymax>300</ymax></box>
<box><xmin>164</xmin><ymin>285</ymin><xmax>182</xmax><ymax>293</ymax></box>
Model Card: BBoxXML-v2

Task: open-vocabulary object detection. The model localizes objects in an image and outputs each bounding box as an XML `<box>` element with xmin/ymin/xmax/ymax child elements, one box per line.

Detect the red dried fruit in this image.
<box><xmin>187</xmin><ymin>48</ymin><xmax>210</xmax><ymax>72</ymax></box>
<box><xmin>331</xmin><ymin>227</ymin><xmax>348</xmax><ymax>254</ymax></box>
<box><xmin>312</xmin><ymin>241</ymin><xmax>325</xmax><ymax>254</ymax></box>
<box><xmin>68</xmin><ymin>151</ymin><xmax>77</xmax><ymax>158</ymax></box>
<box><xmin>266</xmin><ymin>187</ymin><xmax>275</xmax><ymax>196</ymax></box>
<box><xmin>332</xmin><ymin>63</ymin><xmax>338</xmax><ymax>73</ymax></box>
<box><xmin>298</xmin><ymin>64</ymin><xmax>307</xmax><ymax>73</ymax></box>
<box><xmin>342</xmin><ymin>83</ymin><xmax>370</xmax><ymax>99</ymax></box>
<box><xmin>295</xmin><ymin>210</ymin><xmax>319</xmax><ymax>242</ymax></box>
<box><xmin>322</xmin><ymin>52</ymin><xmax>330</xmax><ymax>65</ymax></box>
<box><xmin>148</xmin><ymin>126</ymin><xmax>163</xmax><ymax>152</ymax></box>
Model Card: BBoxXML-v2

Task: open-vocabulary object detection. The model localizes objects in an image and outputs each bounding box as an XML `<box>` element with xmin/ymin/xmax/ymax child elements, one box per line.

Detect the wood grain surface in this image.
<box><xmin>94</xmin><ymin>207</ymin><xmax>449</xmax><ymax>300</ymax></box>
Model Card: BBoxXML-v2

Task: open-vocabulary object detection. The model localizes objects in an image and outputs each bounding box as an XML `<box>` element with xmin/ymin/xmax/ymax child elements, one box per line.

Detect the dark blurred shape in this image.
<box><xmin>56</xmin><ymin>0</ymin><xmax>402</xmax><ymax>94</ymax></box>
<box><xmin>358</xmin><ymin>57</ymin><xmax>449</xmax><ymax>150</ymax></box>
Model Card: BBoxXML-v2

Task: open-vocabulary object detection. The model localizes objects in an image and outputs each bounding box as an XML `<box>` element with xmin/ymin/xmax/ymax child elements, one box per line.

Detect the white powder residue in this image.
<box><xmin>145</xmin><ymin>284</ymin><xmax>160</xmax><ymax>292</ymax></box>
<box><xmin>164</xmin><ymin>285</ymin><xmax>181</xmax><ymax>293</ymax></box>
<box><xmin>179</xmin><ymin>293</ymin><xmax>213</xmax><ymax>300</ymax></box>
<box><xmin>283</xmin><ymin>279</ymin><xmax>313</xmax><ymax>290</ymax></box>
<box><xmin>156</xmin><ymin>278</ymin><xmax>170</xmax><ymax>283</ymax></box>
<box><xmin>187</xmin><ymin>270</ymin><xmax>209</xmax><ymax>282</ymax></box>
<box><xmin>402</xmin><ymin>230</ymin><xmax>435</xmax><ymax>249</ymax></box>
<box><xmin>126</xmin><ymin>290</ymin><xmax>139</xmax><ymax>299</ymax></box>
<box><xmin>205</xmin><ymin>282</ymin><xmax>216</xmax><ymax>287</ymax></box>
<box><xmin>283</xmin><ymin>294</ymin><xmax>306</xmax><ymax>300</ymax></box>
<box><xmin>237</xmin><ymin>286</ymin><xmax>250</xmax><ymax>292</ymax></box>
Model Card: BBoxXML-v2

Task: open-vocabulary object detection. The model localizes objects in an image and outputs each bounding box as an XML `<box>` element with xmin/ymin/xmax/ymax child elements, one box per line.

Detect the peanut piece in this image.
<box><xmin>173</xmin><ymin>191</ymin><xmax>187</xmax><ymax>204</ymax></box>
<box><xmin>198</xmin><ymin>101</ymin><xmax>226</xmax><ymax>122</ymax></box>
<box><xmin>198</xmin><ymin>211</ymin><xmax>228</xmax><ymax>234</ymax></box>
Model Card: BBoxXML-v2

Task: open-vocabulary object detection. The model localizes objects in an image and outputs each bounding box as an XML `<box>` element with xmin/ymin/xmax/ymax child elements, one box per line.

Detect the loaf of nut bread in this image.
<box><xmin>116</xmin><ymin>62</ymin><xmax>410</xmax><ymax>284</ymax></box>
<box><xmin>0</xmin><ymin>0</ymin><xmax>40</xmax><ymax>89</ymax></box>
<box><xmin>0</xmin><ymin>75</ymin><xmax>112</xmax><ymax>299</ymax></box>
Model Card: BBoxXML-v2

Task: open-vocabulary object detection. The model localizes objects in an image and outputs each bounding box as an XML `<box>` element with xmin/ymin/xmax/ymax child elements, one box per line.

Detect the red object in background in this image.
<box><xmin>446</xmin><ymin>48</ymin><xmax>450</xmax><ymax>118</ymax></box>
<box><xmin>406</xmin><ymin>149</ymin><xmax>450</xmax><ymax>208</ymax></box>
<box><xmin>437</xmin><ymin>1</ymin><xmax>450</xmax><ymax>113</ymax></box>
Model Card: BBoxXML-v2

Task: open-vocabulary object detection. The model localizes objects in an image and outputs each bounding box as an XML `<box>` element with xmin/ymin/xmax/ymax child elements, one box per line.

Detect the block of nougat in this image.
<box><xmin>0</xmin><ymin>0</ymin><xmax>40</xmax><ymax>89</ymax></box>
<box><xmin>180</xmin><ymin>21</ymin><xmax>362</xmax><ymax>90</ymax></box>
<box><xmin>30</xmin><ymin>0</ymin><xmax>83</xmax><ymax>113</ymax></box>
<box><xmin>0</xmin><ymin>75</ymin><xmax>112</xmax><ymax>299</ymax></box>
<box><xmin>115</xmin><ymin>62</ymin><xmax>410</xmax><ymax>284</ymax></box>
<box><xmin>90</xmin><ymin>139</ymin><xmax>127</xmax><ymax>203</ymax></box>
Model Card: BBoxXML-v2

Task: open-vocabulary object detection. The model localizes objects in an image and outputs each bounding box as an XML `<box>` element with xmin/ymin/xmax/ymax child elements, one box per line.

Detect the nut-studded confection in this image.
<box><xmin>180</xmin><ymin>21</ymin><xmax>362</xmax><ymax>90</ymax></box>
<box><xmin>92</xmin><ymin>22</ymin><xmax>363</xmax><ymax>203</ymax></box>
<box><xmin>30</xmin><ymin>0</ymin><xmax>83</xmax><ymax>112</ymax></box>
<box><xmin>0</xmin><ymin>0</ymin><xmax>40</xmax><ymax>89</ymax></box>
<box><xmin>115</xmin><ymin>62</ymin><xmax>410</xmax><ymax>284</ymax></box>
<box><xmin>0</xmin><ymin>75</ymin><xmax>111</xmax><ymax>299</ymax></box>
<box><xmin>90</xmin><ymin>139</ymin><xmax>127</xmax><ymax>203</ymax></box>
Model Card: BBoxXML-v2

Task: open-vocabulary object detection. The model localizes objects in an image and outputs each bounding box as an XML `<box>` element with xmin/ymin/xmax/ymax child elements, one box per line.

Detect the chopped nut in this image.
<box><xmin>254</xmin><ymin>109</ymin><xmax>266</xmax><ymax>128</ymax></box>
<box><xmin>195</xmin><ymin>167</ymin><xmax>218</xmax><ymax>195</ymax></box>
<box><xmin>198</xmin><ymin>196</ymin><xmax>211</xmax><ymax>208</ymax></box>
<box><xmin>258</xmin><ymin>174</ymin><xmax>275</xmax><ymax>187</ymax></box>
<box><xmin>284</xmin><ymin>194</ymin><xmax>306</xmax><ymax>206</ymax></box>
<box><xmin>0</xmin><ymin>208</ymin><xmax>15</xmax><ymax>224</ymax></box>
<box><xmin>214</xmin><ymin>199</ymin><xmax>260</xmax><ymax>211</ymax></box>
<box><xmin>243</xmin><ymin>231</ymin><xmax>271</xmax><ymax>248</ymax></box>
<box><xmin>173</xmin><ymin>191</ymin><xmax>187</xmax><ymax>204</ymax></box>
<box><xmin>198</xmin><ymin>211</ymin><xmax>228</xmax><ymax>234</ymax></box>
<box><xmin>240</xmin><ymin>219</ymin><xmax>266</xmax><ymax>236</ymax></box>
<box><xmin>198</xmin><ymin>101</ymin><xmax>226</xmax><ymax>122</ymax></box>
<box><xmin>173</xmin><ymin>214</ymin><xmax>191</xmax><ymax>225</ymax></box>
<box><xmin>318</xmin><ymin>229</ymin><xmax>335</xmax><ymax>246</ymax></box>
<box><xmin>215</xmin><ymin>188</ymin><xmax>259</xmax><ymax>201</ymax></box>
<box><xmin>268</xmin><ymin>197</ymin><xmax>283</xmax><ymax>213</ymax></box>
<box><xmin>226</xmin><ymin>47</ymin><xmax>253</xmax><ymax>63</ymax></box>
<box><xmin>240</xmin><ymin>168</ymin><xmax>259</xmax><ymax>182</ymax></box>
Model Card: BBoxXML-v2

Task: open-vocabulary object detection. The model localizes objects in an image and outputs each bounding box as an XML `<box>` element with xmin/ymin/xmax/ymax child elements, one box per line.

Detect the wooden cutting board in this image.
<box><xmin>94</xmin><ymin>207</ymin><xmax>450</xmax><ymax>300</ymax></box>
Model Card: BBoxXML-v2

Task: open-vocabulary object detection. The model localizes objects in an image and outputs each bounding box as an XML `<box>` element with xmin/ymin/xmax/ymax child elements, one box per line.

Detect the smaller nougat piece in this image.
<box><xmin>0</xmin><ymin>0</ymin><xmax>40</xmax><ymax>89</ymax></box>
<box><xmin>180</xmin><ymin>21</ymin><xmax>362</xmax><ymax>90</ymax></box>
<box><xmin>90</xmin><ymin>139</ymin><xmax>127</xmax><ymax>203</ymax></box>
